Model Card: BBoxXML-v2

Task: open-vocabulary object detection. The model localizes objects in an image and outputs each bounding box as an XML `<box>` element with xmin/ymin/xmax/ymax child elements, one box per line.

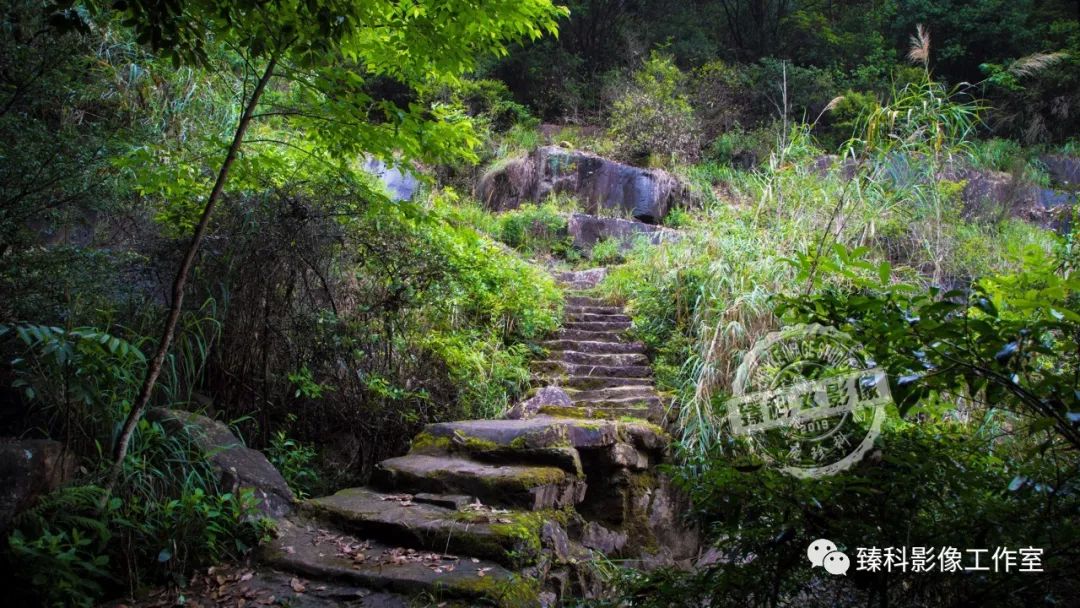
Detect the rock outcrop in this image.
<box><xmin>147</xmin><ymin>408</ymin><xmax>295</xmax><ymax>518</ymax></box>
<box><xmin>567</xmin><ymin>213</ymin><xmax>679</xmax><ymax>252</ymax></box>
<box><xmin>957</xmin><ymin>168</ymin><xmax>1075</xmax><ymax>231</ymax></box>
<box><xmin>251</xmin><ymin>268</ymin><xmax>697</xmax><ymax>606</ymax></box>
<box><xmin>479</xmin><ymin>146</ymin><xmax>688</xmax><ymax>224</ymax></box>
<box><xmin>0</xmin><ymin>439</ymin><xmax>76</xmax><ymax>532</ymax></box>
<box><xmin>1040</xmin><ymin>155</ymin><xmax>1080</xmax><ymax>189</ymax></box>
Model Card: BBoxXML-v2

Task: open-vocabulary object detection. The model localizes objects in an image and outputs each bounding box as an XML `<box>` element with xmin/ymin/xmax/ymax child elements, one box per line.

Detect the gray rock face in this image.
<box><xmin>566</xmin><ymin>213</ymin><xmax>679</xmax><ymax>253</ymax></box>
<box><xmin>363</xmin><ymin>157</ymin><xmax>420</xmax><ymax>201</ymax></box>
<box><xmin>580</xmin><ymin>521</ymin><xmax>628</xmax><ymax>554</ymax></box>
<box><xmin>0</xmin><ymin>439</ymin><xmax>76</xmax><ymax>532</ymax></box>
<box><xmin>1040</xmin><ymin>155</ymin><xmax>1080</xmax><ymax>189</ymax></box>
<box><xmin>478</xmin><ymin>146</ymin><xmax>687</xmax><ymax>223</ymax></box>
<box><xmin>146</xmin><ymin>408</ymin><xmax>294</xmax><ymax>518</ymax></box>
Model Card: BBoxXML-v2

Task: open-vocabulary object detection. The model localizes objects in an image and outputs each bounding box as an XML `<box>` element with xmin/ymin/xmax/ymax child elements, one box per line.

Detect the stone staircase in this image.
<box><xmin>257</xmin><ymin>268</ymin><xmax>694</xmax><ymax>607</ymax></box>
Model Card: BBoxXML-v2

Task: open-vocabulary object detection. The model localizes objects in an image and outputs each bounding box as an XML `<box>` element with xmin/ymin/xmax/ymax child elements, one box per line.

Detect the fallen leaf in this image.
<box><xmin>240</xmin><ymin>572</ymin><xmax>254</xmax><ymax>582</ymax></box>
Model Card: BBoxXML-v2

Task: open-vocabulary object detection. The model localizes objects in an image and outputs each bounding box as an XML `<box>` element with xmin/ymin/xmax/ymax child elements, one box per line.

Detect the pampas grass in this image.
<box><xmin>1009</xmin><ymin>51</ymin><xmax>1069</xmax><ymax>77</ymax></box>
<box><xmin>908</xmin><ymin>24</ymin><xmax>931</xmax><ymax>68</ymax></box>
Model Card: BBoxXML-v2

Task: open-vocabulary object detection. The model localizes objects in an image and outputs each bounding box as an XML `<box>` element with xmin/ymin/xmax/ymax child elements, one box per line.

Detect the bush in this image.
<box><xmin>817</xmin><ymin>90</ymin><xmax>879</xmax><ymax>150</ymax></box>
<box><xmin>690</xmin><ymin>60</ymin><xmax>754</xmax><ymax>143</ymax></box>
<box><xmin>0</xmin><ymin>323</ymin><xmax>268</xmax><ymax>606</ymax></box>
<box><xmin>588</xmin><ymin>238</ymin><xmax>624</xmax><ymax>265</ymax></box>
<box><xmin>609</xmin><ymin>53</ymin><xmax>700</xmax><ymax>166</ymax></box>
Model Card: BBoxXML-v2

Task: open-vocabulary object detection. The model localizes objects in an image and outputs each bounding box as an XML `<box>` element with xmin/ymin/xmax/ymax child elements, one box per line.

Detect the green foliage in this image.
<box><xmin>267</xmin><ymin>428</ymin><xmax>321</xmax><ymax>499</ymax></box>
<box><xmin>609</xmin><ymin>53</ymin><xmax>700</xmax><ymax>166</ymax></box>
<box><xmin>588</xmin><ymin>419</ymin><xmax>1079</xmax><ymax>607</ymax></box>
<box><xmin>779</xmin><ymin>242</ymin><xmax>1080</xmax><ymax>448</ymax></box>
<box><xmin>488</xmin><ymin>200</ymin><xmax>580</xmax><ymax>262</ymax></box>
<box><xmin>589</xmin><ymin>238</ymin><xmax>624</xmax><ymax>266</ymax></box>
<box><xmin>703</xmin><ymin>125</ymin><xmax>774</xmax><ymax>168</ymax></box>
<box><xmin>819</xmin><ymin>90</ymin><xmax>879</xmax><ymax>150</ymax></box>
<box><xmin>8</xmin><ymin>486</ymin><xmax>113</xmax><ymax>608</ymax></box>
<box><xmin>0</xmin><ymin>321</ymin><xmax>267</xmax><ymax>606</ymax></box>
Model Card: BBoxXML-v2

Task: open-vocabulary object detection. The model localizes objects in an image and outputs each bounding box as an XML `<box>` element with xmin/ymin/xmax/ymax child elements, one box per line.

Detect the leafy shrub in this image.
<box><xmin>588</xmin><ymin>238</ymin><xmax>623</xmax><ymax>265</ymax></box>
<box><xmin>0</xmin><ymin>324</ymin><xmax>269</xmax><ymax>606</ymax></box>
<box><xmin>267</xmin><ymin>428</ymin><xmax>321</xmax><ymax>499</ymax></box>
<box><xmin>704</xmin><ymin>125</ymin><xmax>775</xmax><ymax>169</ymax></box>
<box><xmin>493</xmin><ymin>201</ymin><xmax>579</xmax><ymax>261</ymax></box>
<box><xmin>690</xmin><ymin>60</ymin><xmax>754</xmax><ymax>143</ymax></box>
<box><xmin>817</xmin><ymin>90</ymin><xmax>879</xmax><ymax>150</ymax></box>
<box><xmin>609</xmin><ymin>53</ymin><xmax>700</xmax><ymax>166</ymax></box>
<box><xmin>586</xmin><ymin>420</ymin><xmax>1079</xmax><ymax>607</ymax></box>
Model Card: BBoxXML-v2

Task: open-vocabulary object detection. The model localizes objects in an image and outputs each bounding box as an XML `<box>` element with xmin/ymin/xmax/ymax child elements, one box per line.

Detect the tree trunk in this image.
<box><xmin>104</xmin><ymin>56</ymin><xmax>278</xmax><ymax>491</ymax></box>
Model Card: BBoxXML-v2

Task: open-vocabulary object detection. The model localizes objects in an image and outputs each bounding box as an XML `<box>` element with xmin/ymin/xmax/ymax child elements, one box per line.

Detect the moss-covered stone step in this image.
<box><xmin>547</xmin><ymin>350</ymin><xmax>649</xmax><ymax>366</ymax></box>
<box><xmin>561</xmin><ymin>320</ymin><xmax>631</xmax><ymax>332</ymax></box>
<box><xmin>562</xmin><ymin>376</ymin><xmax>653</xmax><ymax>391</ymax></box>
<box><xmin>422</xmin><ymin>417</ymin><xmax>624</xmax><ymax>451</ymax></box>
<box><xmin>565</xmin><ymin>311</ymin><xmax>631</xmax><ymax>323</ymax></box>
<box><xmin>568</xmin><ymin>393</ymin><xmax>664</xmax><ymax>410</ymax></box>
<box><xmin>530</xmin><ymin>360</ymin><xmax>653</xmax><ymax>378</ymax></box>
<box><xmin>564</xmin><ymin>304</ymin><xmax>625</xmax><ymax>316</ymax></box>
<box><xmin>262</xmin><ymin>519</ymin><xmax>533</xmax><ymax>606</ymax></box>
<box><xmin>374</xmin><ymin>454</ymin><xmax>586</xmax><ymax>511</ymax></box>
<box><xmin>302</xmin><ymin>487</ymin><xmax>544</xmax><ymax>567</ymax></box>
<box><xmin>542</xmin><ymin>339</ymin><xmax>646</xmax><ymax>354</ymax></box>
<box><xmin>555</xmin><ymin>328</ymin><xmax>633</xmax><ymax>343</ymax></box>
<box><xmin>536</xmin><ymin>403</ymin><xmax>655</xmax><ymax>421</ymax></box>
<box><xmin>567</xmin><ymin>385</ymin><xmax>660</xmax><ymax>401</ymax></box>
<box><xmin>565</xmin><ymin>295</ymin><xmax>611</xmax><ymax>307</ymax></box>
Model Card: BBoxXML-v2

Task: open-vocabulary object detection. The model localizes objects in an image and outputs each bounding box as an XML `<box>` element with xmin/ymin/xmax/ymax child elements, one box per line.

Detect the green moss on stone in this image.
<box><xmin>411</xmin><ymin>432</ymin><xmax>453</xmax><ymax>454</ymax></box>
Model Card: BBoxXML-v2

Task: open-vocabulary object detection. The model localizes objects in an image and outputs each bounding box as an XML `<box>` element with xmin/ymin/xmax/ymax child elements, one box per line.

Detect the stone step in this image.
<box><xmin>566</xmin><ymin>311</ymin><xmax>631</xmax><ymax>323</ymax></box>
<box><xmin>549</xmin><ymin>350</ymin><xmax>650</xmax><ymax>366</ymax></box>
<box><xmin>263</xmin><ymin>519</ymin><xmax>523</xmax><ymax>604</ymax></box>
<box><xmin>562</xmin><ymin>320</ymin><xmax>631</xmax><ymax>332</ymax></box>
<box><xmin>565</xmin><ymin>305</ymin><xmax>625</xmax><ymax>316</ymax></box>
<box><xmin>422</xmin><ymin>417</ymin><xmax>621</xmax><ymax>450</ymax></box>
<box><xmin>542</xmin><ymin>339</ymin><xmax>646</xmax><ymax>355</ymax></box>
<box><xmin>568</xmin><ymin>386</ymin><xmax>660</xmax><ymax>402</ymax></box>
<box><xmin>303</xmin><ymin>488</ymin><xmax>542</xmax><ymax>567</ymax></box>
<box><xmin>531</xmin><ymin>360</ymin><xmax>653</xmax><ymax>379</ymax></box>
<box><xmin>562</xmin><ymin>376</ymin><xmax>653</xmax><ymax>391</ymax></box>
<box><xmin>374</xmin><ymin>454</ymin><xmax>586</xmax><ymax>511</ymax></box>
<box><xmin>570</xmin><ymin>394</ymin><xmax>664</xmax><ymax>410</ymax></box>
<box><xmin>556</xmin><ymin>329</ymin><xmax>632</xmax><ymax>343</ymax></box>
<box><xmin>537</xmin><ymin>403</ymin><xmax>655</xmax><ymax>422</ymax></box>
<box><xmin>566</xmin><ymin>295</ymin><xmax>610</xmax><ymax>307</ymax></box>
<box><xmin>556</xmin><ymin>268</ymin><xmax>608</xmax><ymax>290</ymax></box>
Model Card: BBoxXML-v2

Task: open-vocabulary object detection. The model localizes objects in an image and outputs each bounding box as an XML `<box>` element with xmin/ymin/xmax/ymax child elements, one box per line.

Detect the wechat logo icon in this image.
<box><xmin>807</xmin><ymin>539</ymin><xmax>850</xmax><ymax>575</ymax></box>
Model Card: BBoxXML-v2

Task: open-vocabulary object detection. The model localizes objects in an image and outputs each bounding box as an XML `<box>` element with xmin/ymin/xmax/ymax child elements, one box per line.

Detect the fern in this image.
<box><xmin>12</xmin><ymin>485</ymin><xmax>110</xmax><ymax>538</ymax></box>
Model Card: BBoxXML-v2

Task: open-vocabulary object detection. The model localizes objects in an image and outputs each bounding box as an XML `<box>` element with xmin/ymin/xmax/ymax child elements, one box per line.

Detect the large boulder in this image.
<box><xmin>146</xmin><ymin>408</ymin><xmax>294</xmax><ymax>518</ymax></box>
<box><xmin>478</xmin><ymin>146</ymin><xmax>688</xmax><ymax>224</ymax></box>
<box><xmin>566</xmin><ymin>213</ymin><xmax>679</xmax><ymax>253</ymax></box>
<box><xmin>0</xmin><ymin>439</ymin><xmax>77</xmax><ymax>532</ymax></box>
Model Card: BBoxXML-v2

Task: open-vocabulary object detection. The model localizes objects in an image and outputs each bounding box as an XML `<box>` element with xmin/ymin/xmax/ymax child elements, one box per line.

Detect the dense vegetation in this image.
<box><xmin>1</xmin><ymin>0</ymin><xmax>1078</xmax><ymax>607</ymax></box>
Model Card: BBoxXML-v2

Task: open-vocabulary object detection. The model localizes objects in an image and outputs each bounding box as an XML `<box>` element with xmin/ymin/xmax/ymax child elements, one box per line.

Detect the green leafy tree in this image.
<box><xmin>71</xmin><ymin>0</ymin><xmax>568</xmax><ymax>486</ymax></box>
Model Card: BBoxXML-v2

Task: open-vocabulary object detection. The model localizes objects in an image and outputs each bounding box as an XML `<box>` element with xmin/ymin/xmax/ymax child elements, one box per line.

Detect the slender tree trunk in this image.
<box><xmin>104</xmin><ymin>56</ymin><xmax>278</xmax><ymax>490</ymax></box>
